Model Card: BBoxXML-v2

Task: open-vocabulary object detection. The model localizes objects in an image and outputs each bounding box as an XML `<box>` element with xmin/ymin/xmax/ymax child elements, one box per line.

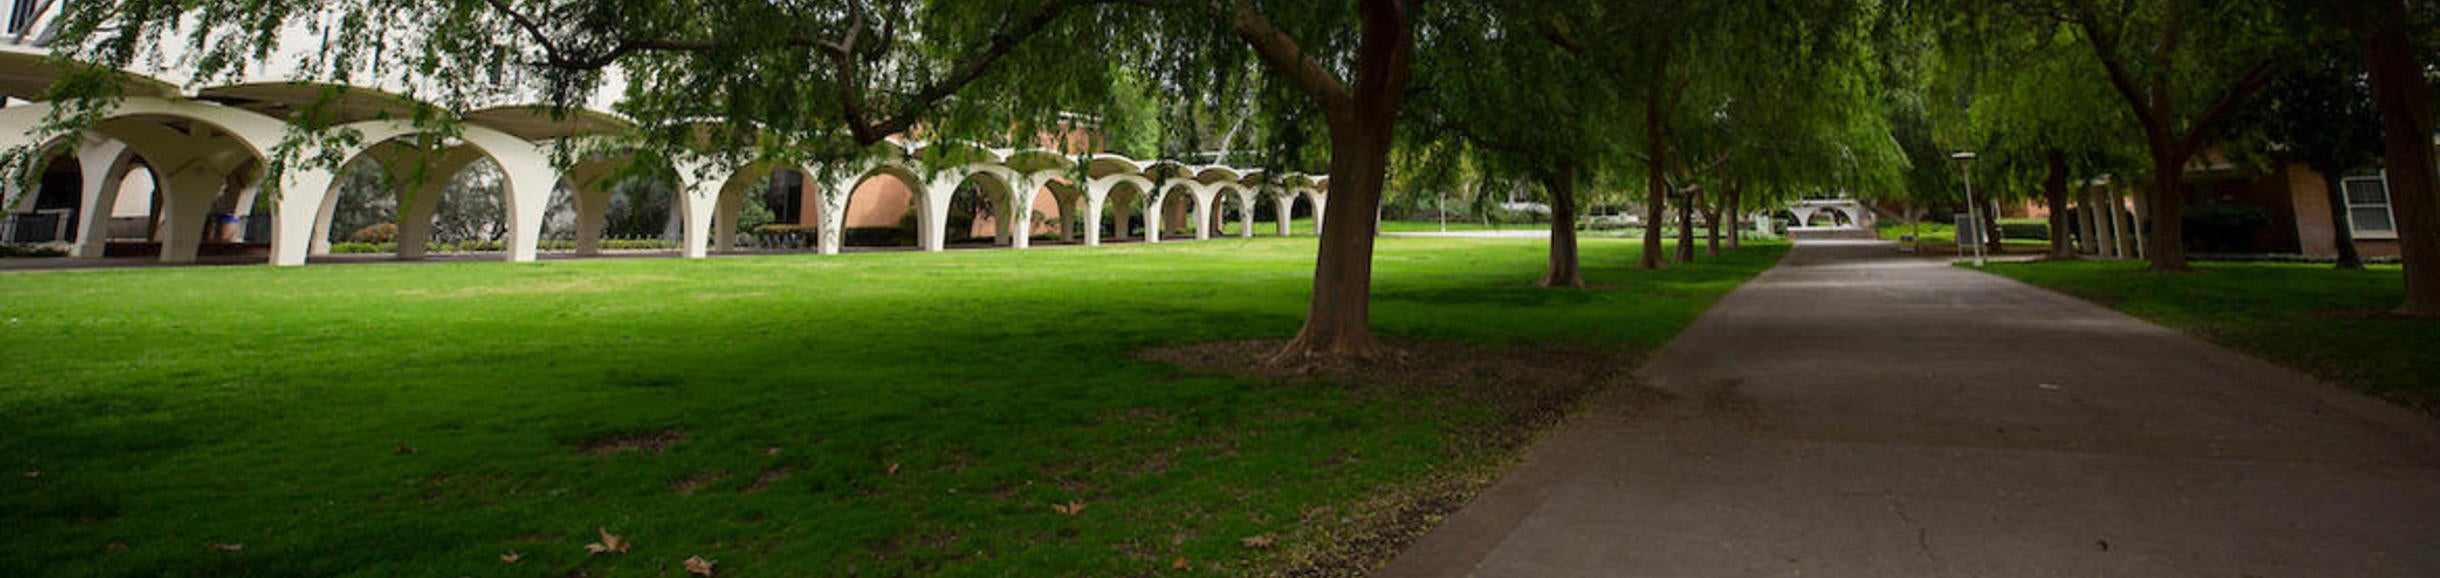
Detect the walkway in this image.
<box><xmin>1382</xmin><ymin>240</ymin><xmax>2440</xmax><ymax>577</ymax></box>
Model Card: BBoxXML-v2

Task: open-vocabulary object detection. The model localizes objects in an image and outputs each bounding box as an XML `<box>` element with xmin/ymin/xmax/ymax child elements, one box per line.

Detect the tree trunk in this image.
<box><xmin>1726</xmin><ymin>182</ymin><xmax>1743</xmax><ymax>249</ymax></box>
<box><xmin>1676</xmin><ymin>189</ymin><xmax>1697</xmax><ymax>263</ymax></box>
<box><xmin>2144</xmin><ymin>145</ymin><xmax>2191</xmax><ymax>271</ymax></box>
<box><xmin>1705</xmin><ymin>201</ymin><xmax>1722</xmax><ymax>258</ymax></box>
<box><xmin>1268</xmin><ymin>0</ymin><xmax>1414</xmax><ymax>362</ymax></box>
<box><xmin>2321</xmin><ymin>169</ymin><xmax>2366</xmax><ymax>270</ymax></box>
<box><xmin>1539</xmin><ymin>168</ymin><xmax>1585</xmax><ymax>288</ymax></box>
<box><xmin>1639</xmin><ymin>50</ymin><xmax>1671</xmax><ymax>271</ymax></box>
<box><xmin>2354</xmin><ymin>0</ymin><xmax>2440</xmax><ymax>315</ymax></box>
<box><xmin>2044</xmin><ymin>150</ymin><xmax>2074</xmax><ymax>259</ymax></box>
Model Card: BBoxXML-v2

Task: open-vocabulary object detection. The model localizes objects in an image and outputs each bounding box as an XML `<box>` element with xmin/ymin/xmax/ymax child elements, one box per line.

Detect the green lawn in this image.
<box><xmin>1986</xmin><ymin>259</ymin><xmax>2440</xmax><ymax>413</ymax></box>
<box><xmin>1</xmin><ymin>237</ymin><xmax>1784</xmax><ymax>577</ymax></box>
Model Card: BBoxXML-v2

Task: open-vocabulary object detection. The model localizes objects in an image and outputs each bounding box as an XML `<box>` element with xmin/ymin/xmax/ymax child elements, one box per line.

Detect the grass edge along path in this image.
<box><xmin>1984</xmin><ymin>258</ymin><xmax>2440</xmax><ymax>415</ymax></box>
<box><xmin>0</xmin><ymin>237</ymin><xmax>1786</xmax><ymax>577</ymax></box>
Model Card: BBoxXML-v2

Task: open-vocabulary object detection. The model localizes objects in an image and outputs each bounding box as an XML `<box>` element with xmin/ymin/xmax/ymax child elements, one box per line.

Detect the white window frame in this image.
<box><xmin>2340</xmin><ymin>172</ymin><xmax>2399</xmax><ymax>240</ymax></box>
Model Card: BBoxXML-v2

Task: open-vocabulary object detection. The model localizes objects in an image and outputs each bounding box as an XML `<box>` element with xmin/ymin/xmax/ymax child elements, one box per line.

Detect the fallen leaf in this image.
<box><xmin>763</xmin><ymin>447</ymin><xmax>781</xmax><ymax>457</ymax></box>
<box><xmin>499</xmin><ymin>551</ymin><xmax>522</xmax><ymax>564</ymax></box>
<box><xmin>1051</xmin><ymin>500</ymin><xmax>1086</xmax><ymax>516</ymax></box>
<box><xmin>21</xmin><ymin>469</ymin><xmax>36</xmax><ymax>478</ymax></box>
<box><xmin>684</xmin><ymin>555</ymin><xmax>717</xmax><ymax>576</ymax></box>
<box><xmin>584</xmin><ymin>527</ymin><xmax>630</xmax><ymax>555</ymax></box>
<box><xmin>393</xmin><ymin>442</ymin><xmax>417</xmax><ymax>455</ymax></box>
<box><xmin>885</xmin><ymin>462</ymin><xmax>900</xmax><ymax>476</ymax></box>
<box><xmin>206</xmin><ymin>543</ymin><xmax>244</xmax><ymax>552</ymax></box>
<box><xmin>1239</xmin><ymin>534</ymin><xmax>1274</xmax><ymax>549</ymax></box>
<box><xmin>1171</xmin><ymin>557</ymin><xmax>1190</xmax><ymax>570</ymax></box>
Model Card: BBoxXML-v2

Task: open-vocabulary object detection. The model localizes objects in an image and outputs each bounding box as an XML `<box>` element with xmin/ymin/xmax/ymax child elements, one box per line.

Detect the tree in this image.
<box><xmin>1958</xmin><ymin>20</ymin><xmax>2140</xmax><ymax>260</ymax></box>
<box><xmin>1401</xmin><ymin>3</ymin><xmax>1631</xmax><ymax>288</ymax></box>
<box><xmin>1992</xmin><ymin>0</ymin><xmax>2297</xmax><ymax>271</ymax></box>
<box><xmin>2336</xmin><ymin>0</ymin><xmax>2440</xmax><ymax>315</ymax></box>
<box><xmin>2249</xmin><ymin>32</ymin><xmax>2385</xmax><ymax>270</ymax></box>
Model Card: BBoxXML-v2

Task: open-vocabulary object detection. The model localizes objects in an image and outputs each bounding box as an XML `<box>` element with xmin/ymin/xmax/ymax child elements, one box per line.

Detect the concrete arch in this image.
<box><xmin>821</xmin><ymin>161</ymin><xmax>928</xmax><ymax>254</ymax></box>
<box><xmin>929</xmin><ymin>164</ymin><xmax>1022</xmax><ymax>250</ymax></box>
<box><xmin>1083</xmin><ymin>173</ymin><xmax>1154</xmax><ymax>246</ymax></box>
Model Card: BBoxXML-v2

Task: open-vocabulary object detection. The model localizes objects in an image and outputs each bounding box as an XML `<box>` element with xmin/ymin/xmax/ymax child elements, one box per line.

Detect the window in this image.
<box><xmin>7</xmin><ymin>0</ymin><xmax>41</xmax><ymax>35</ymax></box>
<box><xmin>2341</xmin><ymin>173</ymin><xmax>2397</xmax><ymax>239</ymax></box>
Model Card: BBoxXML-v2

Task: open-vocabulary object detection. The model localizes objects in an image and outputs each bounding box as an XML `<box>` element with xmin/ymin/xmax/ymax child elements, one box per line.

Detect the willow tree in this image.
<box><xmin>1534</xmin><ymin>0</ymin><xmax>1878</xmax><ymax>269</ymax></box>
<box><xmin>42</xmin><ymin>0</ymin><xmax>1556</xmax><ymax>361</ymax></box>
<box><xmin>1956</xmin><ymin>19</ymin><xmax>2141</xmax><ymax>259</ymax></box>
<box><xmin>1979</xmin><ymin>0</ymin><xmax>2300</xmax><ymax>271</ymax></box>
<box><xmin>1402</xmin><ymin>2</ymin><xmax>1633</xmax><ymax>288</ymax></box>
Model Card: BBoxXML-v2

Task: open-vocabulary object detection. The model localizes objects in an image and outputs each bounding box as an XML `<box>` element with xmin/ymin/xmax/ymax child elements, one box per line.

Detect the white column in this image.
<box><xmin>155</xmin><ymin>166</ymin><xmax>224</xmax><ymax>263</ymax></box>
<box><xmin>71</xmin><ymin>139</ymin><xmax>132</xmax><ymax>259</ymax></box>
<box><xmin>573</xmin><ymin>187</ymin><xmax>608</xmax><ymax>256</ymax></box>
<box><xmin>1084</xmin><ymin>187</ymin><xmax>1106</xmax><ymax>247</ymax></box>
<box><xmin>1145</xmin><ymin>193</ymin><xmax>1164</xmax><ymax>244</ymax></box>
<box><xmin>817</xmin><ymin>177</ymin><xmax>851</xmax><ymax>255</ymax></box>
<box><xmin>921</xmin><ymin>175</ymin><xmax>956</xmax><ymax>252</ymax></box>
<box><xmin>1008</xmin><ymin>180</ymin><xmax>1034</xmax><ymax>250</ymax></box>
<box><xmin>1239</xmin><ymin>194</ymin><xmax>1255</xmax><ymax>239</ymax></box>
<box><xmin>269</xmin><ymin>168</ymin><xmax>341</xmax><ymax>266</ymax></box>
<box><xmin>1193</xmin><ymin>191</ymin><xmax>1213</xmax><ymax>241</ymax></box>
<box><xmin>1275</xmin><ymin>194</ymin><xmax>1293</xmax><ymax>236</ymax></box>
<box><xmin>673</xmin><ymin>160</ymin><xmax>722</xmax><ymax>260</ymax></box>
<box><xmin>713</xmin><ymin>193</ymin><xmax>742</xmax><ymax>253</ymax></box>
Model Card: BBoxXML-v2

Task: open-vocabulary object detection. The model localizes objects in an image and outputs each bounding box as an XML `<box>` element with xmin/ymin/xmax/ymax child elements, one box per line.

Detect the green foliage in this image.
<box><xmin>0</xmin><ymin>243</ymin><xmax>70</xmax><ymax>258</ymax></box>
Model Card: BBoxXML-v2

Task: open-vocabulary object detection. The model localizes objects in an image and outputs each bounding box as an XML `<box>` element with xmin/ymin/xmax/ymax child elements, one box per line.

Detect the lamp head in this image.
<box><xmin>1951</xmin><ymin>152</ymin><xmax>1978</xmax><ymax>162</ymax></box>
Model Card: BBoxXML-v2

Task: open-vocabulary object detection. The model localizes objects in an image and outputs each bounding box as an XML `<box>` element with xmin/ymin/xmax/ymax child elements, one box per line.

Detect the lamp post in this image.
<box><xmin>1952</xmin><ymin>152</ymin><xmax>1985</xmax><ymax>267</ymax></box>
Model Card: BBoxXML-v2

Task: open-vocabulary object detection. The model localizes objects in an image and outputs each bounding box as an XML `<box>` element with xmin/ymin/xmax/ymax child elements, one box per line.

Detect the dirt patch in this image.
<box><xmin>576</xmin><ymin>428</ymin><xmax>687</xmax><ymax>456</ymax></box>
<box><xmin>669</xmin><ymin>471</ymin><xmax>728</xmax><ymax>495</ymax></box>
<box><xmin>1135</xmin><ymin>339</ymin><xmax>1645</xmax><ymax>577</ymax></box>
<box><xmin>741</xmin><ymin>467</ymin><xmax>794</xmax><ymax>494</ymax></box>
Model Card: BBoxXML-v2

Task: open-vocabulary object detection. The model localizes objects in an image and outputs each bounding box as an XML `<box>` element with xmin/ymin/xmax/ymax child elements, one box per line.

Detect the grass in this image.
<box><xmin>1878</xmin><ymin>220</ymin><xmax>2051</xmax><ymax>254</ymax></box>
<box><xmin>1985</xmin><ymin>259</ymin><xmax>2440</xmax><ymax>413</ymax></box>
<box><xmin>0</xmin><ymin>236</ymin><xmax>1785</xmax><ymax>577</ymax></box>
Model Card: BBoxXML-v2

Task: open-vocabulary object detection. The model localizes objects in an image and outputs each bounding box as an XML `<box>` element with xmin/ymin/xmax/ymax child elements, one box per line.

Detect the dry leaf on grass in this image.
<box><xmin>1050</xmin><ymin>500</ymin><xmax>1086</xmax><ymax>516</ymax></box>
<box><xmin>499</xmin><ymin>551</ymin><xmax>522</xmax><ymax>564</ymax></box>
<box><xmin>1171</xmin><ymin>557</ymin><xmax>1190</xmax><ymax>570</ymax></box>
<box><xmin>584</xmin><ymin>527</ymin><xmax>630</xmax><ymax>554</ymax></box>
<box><xmin>1239</xmin><ymin>534</ymin><xmax>1275</xmax><ymax>549</ymax></box>
<box><xmin>885</xmin><ymin>462</ymin><xmax>900</xmax><ymax>476</ymax></box>
<box><xmin>205</xmin><ymin>543</ymin><xmax>244</xmax><ymax>552</ymax></box>
<box><xmin>684</xmin><ymin>555</ymin><xmax>717</xmax><ymax>576</ymax></box>
<box><xmin>21</xmin><ymin>469</ymin><xmax>37</xmax><ymax>478</ymax></box>
<box><xmin>392</xmin><ymin>442</ymin><xmax>417</xmax><ymax>455</ymax></box>
<box><xmin>763</xmin><ymin>447</ymin><xmax>781</xmax><ymax>456</ymax></box>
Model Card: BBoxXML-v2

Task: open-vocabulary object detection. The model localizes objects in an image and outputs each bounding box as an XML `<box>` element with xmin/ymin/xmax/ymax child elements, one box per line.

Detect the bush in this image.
<box><xmin>0</xmin><ymin>243</ymin><xmax>69</xmax><ymax>258</ymax></box>
<box><xmin>330</xmin><ymin>242</ymin><xmax>394</xmax><ymax>254</ymax></box>
<box><xmin>347</xmin><ymin>222</ymin><xmax>398</xmax><ymax>243</ymax></box>
<box><xmin>2183</xmin><ymin>204</ymin><xmax>2270</xmax><ymax>253</ymax></box>
<box><xmin>756</xmin><ymin>224</ymin><xmax>818</xmax><ymax>235</ymax></box>
<box><xmin>1997</xmin><ymin>220</ymin><xmax>2049</xmax><ymax>241</ymax></box>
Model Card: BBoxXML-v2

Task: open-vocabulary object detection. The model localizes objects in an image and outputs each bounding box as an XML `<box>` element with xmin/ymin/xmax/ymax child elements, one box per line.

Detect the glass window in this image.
<box><xmin>2341</xmin><ymin>174</ymin><xmax>2397</xmax><ymax>237</ymax></box>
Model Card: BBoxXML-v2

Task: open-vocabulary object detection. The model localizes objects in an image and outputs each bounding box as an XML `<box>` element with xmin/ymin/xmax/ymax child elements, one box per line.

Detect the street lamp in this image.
<box><xmin>1952</xmin><ymin>151</ymin><xmax>1986</xmax><ymax>267</ymax></box>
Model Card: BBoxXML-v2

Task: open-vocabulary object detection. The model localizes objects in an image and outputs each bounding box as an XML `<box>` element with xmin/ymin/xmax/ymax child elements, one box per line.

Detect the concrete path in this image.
<box><xmin>1380</xmin><ymin>240</ymin><xmax>2440</xmax><ymax>577</ymax></box>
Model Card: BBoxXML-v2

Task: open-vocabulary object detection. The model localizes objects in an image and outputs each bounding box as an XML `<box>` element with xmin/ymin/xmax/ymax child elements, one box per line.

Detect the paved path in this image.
<box><xmin>1381</xmin><ymin>240</ymin><xmax>2440</xmax><ymax>577</ymax></box>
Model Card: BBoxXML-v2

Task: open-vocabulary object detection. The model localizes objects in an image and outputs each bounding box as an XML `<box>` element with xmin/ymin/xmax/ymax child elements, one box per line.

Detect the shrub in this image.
<box><xmin>1997</xmin><ymin>221</ymin><xmax>2049</xmax><ymax>240</ymax></box>
<box><xmin>0</xmin><ymin>243</ymin><xmax>69</xmax><ymax>258</ymax></box>
<box><xmin>2183</xmin><ymin>204</ymin><xmax>2270</xmax><ymax>253</ymax></box>
<box><xmin>347</xmin><ymin>222</ymin><xmax>398</xmax><ymax>243</ymax></box>
<box><xmin>330</xmin><ymin>242</ymin><xmax>395</xmax><ymax>254</ymax></box>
